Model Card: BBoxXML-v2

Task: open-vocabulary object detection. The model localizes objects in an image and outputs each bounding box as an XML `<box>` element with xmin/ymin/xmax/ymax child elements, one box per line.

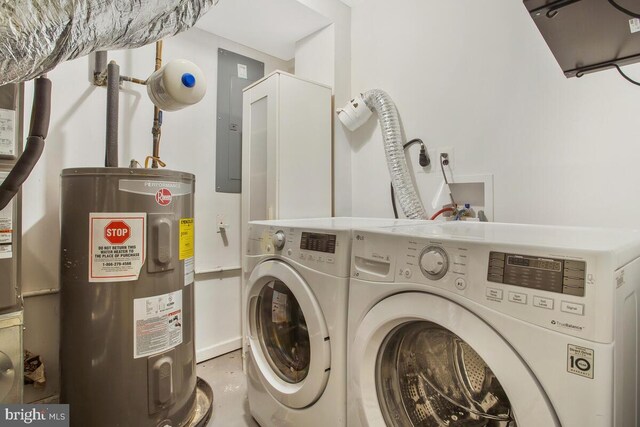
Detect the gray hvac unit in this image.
<box><xmin>0</xmin><ymin>83</ymin><xmax>24</xmax><ymax>405</ymax></box>
<box><xmin>0</xmin><ymin>83</ymin><xmax>23</xmax><ymax>314</ymax></box>
<box><xmin>60</xmin><ymin>168</ymin><xmax>211</xmax><ymax>427</ymax></box>
<box><xmin>0</xmin><ymin>311</ymin><xmax>23</xmax><ymax>403</ymax></box>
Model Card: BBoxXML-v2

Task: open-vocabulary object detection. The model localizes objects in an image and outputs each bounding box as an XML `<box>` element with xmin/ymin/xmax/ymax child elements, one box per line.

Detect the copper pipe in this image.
<box><xmin>151</xmin><ymin>40</ymin><xmax>163</xmax><ymax>168</ymax></box>
<box><xmin>121</xmin><ymin>75</ymin><xmax>147</xmax><ymax>85</ymax></box>
<box><xmin>154</xmin><ymin>40</ymin><xmax>163</xmax><ymax>70</ymax></box>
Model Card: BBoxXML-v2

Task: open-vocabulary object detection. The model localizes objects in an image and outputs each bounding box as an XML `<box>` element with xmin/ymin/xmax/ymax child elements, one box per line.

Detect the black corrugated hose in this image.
<box><xmin>0</xmin><ymin>76</ymin><xmax>52</xmax><ymax>211</ymax></box>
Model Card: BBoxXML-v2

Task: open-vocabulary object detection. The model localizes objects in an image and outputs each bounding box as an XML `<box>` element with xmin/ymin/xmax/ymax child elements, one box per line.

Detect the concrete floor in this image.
<box><xmin>197</xmin><ymin>350</ymin><xmax>259</xmax><ymax>427</ymax></box>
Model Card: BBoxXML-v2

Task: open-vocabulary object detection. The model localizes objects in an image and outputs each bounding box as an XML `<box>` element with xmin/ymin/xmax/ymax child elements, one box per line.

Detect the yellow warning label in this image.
<box><xmin>179</xmin><ymin>218</ymin><xmax>194</xmax><ymax>260</ymax></box>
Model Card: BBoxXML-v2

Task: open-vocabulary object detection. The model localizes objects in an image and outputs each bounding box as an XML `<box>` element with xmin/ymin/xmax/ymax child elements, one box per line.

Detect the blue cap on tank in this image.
<box><xmin>181</xmin><ymin>73</ymin><xmax>196</xmax><ymax>88</ymax></box>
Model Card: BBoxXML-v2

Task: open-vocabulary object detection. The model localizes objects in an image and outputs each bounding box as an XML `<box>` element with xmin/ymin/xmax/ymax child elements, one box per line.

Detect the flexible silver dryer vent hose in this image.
<box><xmin>338</xmin><ymin>89</ymin><xmax>428</xmax><ymax>219</ymax></box>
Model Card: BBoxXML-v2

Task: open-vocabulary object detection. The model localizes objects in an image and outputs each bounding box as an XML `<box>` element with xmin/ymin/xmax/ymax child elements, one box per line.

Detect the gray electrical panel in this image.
<box><xmin>0</xmin><ymin>83</ymin><xmax>23</xmax><ymax>314</ymax></box>
<box><xmin>215</xmin><ymin>49</ymin><xmax>264</xmax><ymax>193</ymax></box>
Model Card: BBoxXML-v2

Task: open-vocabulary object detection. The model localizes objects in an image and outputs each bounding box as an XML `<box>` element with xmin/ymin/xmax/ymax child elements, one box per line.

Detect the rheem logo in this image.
<box><xmin>155</xmin><ymin>188</ymin><xmax>172</xmax><ymax>206</ymax></box>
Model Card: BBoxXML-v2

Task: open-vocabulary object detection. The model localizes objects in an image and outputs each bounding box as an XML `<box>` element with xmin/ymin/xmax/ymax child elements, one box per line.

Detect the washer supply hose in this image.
<box><xmin>0</xmin><ymin>76</ymin><xmax>52</xmax><ymax>211</ymax></box>
<box><xmin>362</xmin><ymin>90</ymin><xmax>428</xmax><ymax>219</ymax></box>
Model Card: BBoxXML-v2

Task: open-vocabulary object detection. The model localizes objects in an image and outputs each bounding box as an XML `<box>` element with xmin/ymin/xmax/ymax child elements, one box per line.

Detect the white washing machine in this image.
<box><xmin>348</xmin><ymin>222</ymin><xmax>640</xmax><ymax>427</ymax></box>
<box><xmin>244</xmin><ymin>218</ymin><xmax>425</xmax><ymax>427</ymax></box>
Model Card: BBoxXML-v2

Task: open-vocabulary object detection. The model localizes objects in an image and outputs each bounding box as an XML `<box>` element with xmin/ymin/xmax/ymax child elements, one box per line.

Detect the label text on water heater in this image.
<box><xmin>89</xmin><ymin>213</ymin><xmax>146</xmax><ymax>282</ymax></box>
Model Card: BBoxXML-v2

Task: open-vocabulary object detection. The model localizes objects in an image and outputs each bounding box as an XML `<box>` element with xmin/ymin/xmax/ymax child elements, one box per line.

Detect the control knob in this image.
<box><xmin>419</xmin><ymin>246</ymin><xmax>449</xmax><ymax>280</ymax></box>
<box><xmin>272</xmin><ymin>230</ymin><xmax>286</xmax><ymax>250</ymax></box>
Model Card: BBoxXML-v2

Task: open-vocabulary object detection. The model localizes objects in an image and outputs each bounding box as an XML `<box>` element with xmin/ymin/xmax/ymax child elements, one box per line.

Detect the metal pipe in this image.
<box><xmin>154</xmin><ymin>41</ymin><xmax>163</xmax><ymax>71</ymax></box>
<box><xmin>93</xmin><ymin>51</ymin><xmax>108</xmax><ymax>85</ymax></box>
<box><xmin>120</xmin><ymin>75</ymin><xmax>147</xmax><ymax>85</ymax></box>
<box><xmin>22</xmin><ymin>288</ymin><xmax>59</xmax><ymax>298</ymax></box>
<box><xmin>152</xmin><ymin>41</ymin><xmax>163</xmax><ymax>168</ymax></box>
<box><xmin>105</xmin><ymin>61</ymin><xmax>120</xmax><ymax>167</ymax></box>
<box><xmin>195</xmin><ymin>266</ymin><xmax>242</xmax><ymax>275</ymax></box>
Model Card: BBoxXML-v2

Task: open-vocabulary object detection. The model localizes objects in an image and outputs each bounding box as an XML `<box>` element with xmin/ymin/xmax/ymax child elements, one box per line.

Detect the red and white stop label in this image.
<box><xmin>90</xmin><ymin>213</ymin><xmax>146</xmax><ymax>283</ymax></box>
<box><xmin>104</xmin><ymin>220</ymin><xmax>131</xmax><ymax>244</ymax></box>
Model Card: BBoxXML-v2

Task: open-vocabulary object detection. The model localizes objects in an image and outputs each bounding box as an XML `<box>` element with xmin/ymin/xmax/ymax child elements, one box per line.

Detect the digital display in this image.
<box><xmin>487</xmin><ymin>251</ymin><xmax>586</xmax><ymax>297</ymax></box>
<box><xmin>507</xmin><ymin>256</ymin><xmax>562</xmax><ymax>272</ymax></box>
<box><xmin>300</xmin><ymin>232</ymin><xmax>336</xmax><ymax>254</ymax></box>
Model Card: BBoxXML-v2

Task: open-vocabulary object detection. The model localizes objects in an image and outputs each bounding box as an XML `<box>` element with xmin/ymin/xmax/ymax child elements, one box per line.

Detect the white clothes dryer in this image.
<box><xmin>244</xmin><ymin>218</ymin><xmax>425</xmax><ymax>427</ymax></box>
<box><xmin>348</xmin><ymin>222</ymin><xmax>640</xmax><ymax>427</ymax></box>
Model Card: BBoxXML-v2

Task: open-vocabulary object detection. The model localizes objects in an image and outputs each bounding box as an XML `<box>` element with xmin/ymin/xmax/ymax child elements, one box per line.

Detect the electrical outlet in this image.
<box><xmin>437</xmin><ymin>147</ymin><xmax>455</xmax><ymax>171</ymax></box>
<box><xmin>420</xmin><ymin>147</ymin><xmax>455</xmax><ymax>174</ymax></box>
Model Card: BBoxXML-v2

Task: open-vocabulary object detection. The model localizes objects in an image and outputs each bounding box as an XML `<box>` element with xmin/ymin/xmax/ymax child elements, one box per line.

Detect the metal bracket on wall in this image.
<box><xmin>528</xmin><ymin>0</ymin><xmax>584</xmax><ymax>18</ymax></box>
<box><xmin>571</xmin><ymin>59</ymin><xmax>640</xmax><ymax>82</ymax></box>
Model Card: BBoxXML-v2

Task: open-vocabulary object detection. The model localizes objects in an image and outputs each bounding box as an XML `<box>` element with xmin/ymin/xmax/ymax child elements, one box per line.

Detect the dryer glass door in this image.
<box><xmin>247</xmin><ymin>260</ymin><xmax>331</xmax><ymax>409</ymax></box>
<box><xmin>377</xmin><ymin>321</ymin><xmax>515</xmax><ymax>426</ymax></box>
<box><xmin>256</xmin><ymin>279</ymin><xmax>310</xmax><ymax>383</ymax></box>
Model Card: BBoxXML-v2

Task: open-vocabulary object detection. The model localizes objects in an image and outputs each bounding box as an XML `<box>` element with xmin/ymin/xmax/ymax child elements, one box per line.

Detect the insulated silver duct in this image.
<box><xmin>0</xmin><ymin>0</ymin><xmax>219</xmax><ymax>85</ymax></box>
<box><xmin>337</xmin><ymin>90</ymin><xmax>428</xmax><ymax>219</ymax></box>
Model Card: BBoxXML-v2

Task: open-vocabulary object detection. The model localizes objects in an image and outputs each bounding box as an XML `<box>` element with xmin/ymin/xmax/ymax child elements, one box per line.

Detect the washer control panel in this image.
<box><xmin>488</xmin><ymin>252</ymin><xmax>586</xmax><ymax>297</ymax></box>
<box><xmin>419</xmin><ymin>246</ymin><xmax>449</xmax><ymax>280</ymax></box>
<box><xmin>350</xmin><ymin>229</ymin><xmax>601</xmax><ymax>342</ymax></box>
<box><xmin>393</xmin><ymin>237</ymin><xmax>469</xmax><ymax>287</ymax></box>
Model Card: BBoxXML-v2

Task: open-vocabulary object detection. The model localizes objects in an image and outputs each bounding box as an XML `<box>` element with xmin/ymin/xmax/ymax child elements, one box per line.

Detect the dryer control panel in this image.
<box><xmin>246</xmin><ymin>224</ymin><xmax>352</xmax><ymax>278</ymax></box>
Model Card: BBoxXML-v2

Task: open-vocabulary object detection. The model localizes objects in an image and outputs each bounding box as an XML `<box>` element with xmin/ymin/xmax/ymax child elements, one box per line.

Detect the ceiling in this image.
<box><xmin>195</xmin><ymin>0</ymin><xmax>333</xmax><ymax>61</ymax></box>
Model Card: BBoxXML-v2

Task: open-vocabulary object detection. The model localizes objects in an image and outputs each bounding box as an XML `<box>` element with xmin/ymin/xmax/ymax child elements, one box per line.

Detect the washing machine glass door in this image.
<box><xmin>247</xmin><ymin>260</ymin><xmax>331</xmax><ymax>409</ymax></box>
<box><xmin>351</xmin><ymin>292</ymin><xmax>558</xmax><ymax>427</ymax></box>
<box><xmin>378</xmin><ymin>321</ymin><xmax>514</xmax><ymax>426</ymax></box>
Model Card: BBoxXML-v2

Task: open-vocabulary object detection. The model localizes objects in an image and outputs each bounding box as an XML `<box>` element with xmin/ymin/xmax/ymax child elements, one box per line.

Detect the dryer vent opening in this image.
<box><xmin>337</xmin><ymin>90</ymin><xmax>428</xmax><ymax>220</ymax></box>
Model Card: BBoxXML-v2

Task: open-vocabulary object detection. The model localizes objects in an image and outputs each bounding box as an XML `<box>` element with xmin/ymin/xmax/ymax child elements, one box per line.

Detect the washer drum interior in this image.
<box><xmin>377</xmin><ymin>321</ymin><xmax>516</xmax><ymax>427</ymax></box>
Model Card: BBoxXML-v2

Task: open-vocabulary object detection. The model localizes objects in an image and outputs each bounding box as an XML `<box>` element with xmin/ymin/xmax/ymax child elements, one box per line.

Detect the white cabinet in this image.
<box><xmin>241</xmin><ymin>70</ymin><xmax>332</xmax><ymax>234</ymax></box>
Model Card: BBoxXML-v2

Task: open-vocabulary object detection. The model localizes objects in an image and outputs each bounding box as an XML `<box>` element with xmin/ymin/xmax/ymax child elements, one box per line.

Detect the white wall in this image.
<box><xmin>21</xmin><ymin>27</ymin><xmax>291</xmax><ymax>402</ymax></box>
<box><xmin>349</xmin><ymin>0</ymin><xmax>640</xmax><ymax>228</ymax></box>
<box><xmin>295</xmin><ymin>0</ymin><xmax>352</xmax><ymax>216</ymax></box>
<box><xmin>295</xmin><ymin>26</ymin><xmax>335</xmax><ymax>88</ymax></box>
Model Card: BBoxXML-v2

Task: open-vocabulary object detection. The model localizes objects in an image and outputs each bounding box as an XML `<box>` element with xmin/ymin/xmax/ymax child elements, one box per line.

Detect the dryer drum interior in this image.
<box><xmin>376</xmin><ymin>321</ymin><xmax>516</xmax><ymax>427</ymax></box>
<box><xmin>255</xmin><ymin>279</ymin><xmax>311</xmax><ymax>383</ymax></box>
